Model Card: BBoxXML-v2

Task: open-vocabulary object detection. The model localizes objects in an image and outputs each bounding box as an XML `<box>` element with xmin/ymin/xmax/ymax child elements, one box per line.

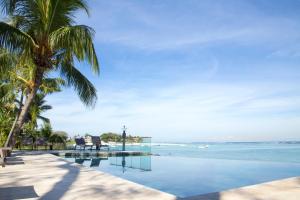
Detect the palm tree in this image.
<box><xmin>0</xmin><ymin>48</ymin><xmax>23</xmax><ymax>146</ymax></box>
<box><xmin>40</xmin><ymin>122</ymin><xmax>52</xmax><ymax>149</ymax></box>
<box><xmin>40</xmin><ymin>123</ymin><xmax>68</xmax><ymax>150</ymax></box>
<box><xmin>26</xmin><ymin>93</ymin><xmax>52</xmax><ymax>127</ymax></box>
<box><xmin>0</xmin><ymin>48</ymin><xmax>65</xmax><ymax>146</ymax></box>
<box><xmin>49</xmin><ymin>131</ymin><xmax>68</xmax><ymax>150</ymax></box>
<box><xmin>0</xmin><ymin>0</ymin><xmax>99</xmax><ymax>147</ymax></box>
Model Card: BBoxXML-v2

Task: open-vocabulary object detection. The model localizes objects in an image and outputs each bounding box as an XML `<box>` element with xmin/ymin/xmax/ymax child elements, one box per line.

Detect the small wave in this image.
<box><xmin>151</xmin><ymin>143</ymin><xmax>187</xmax><ymax>147</ymax></box>
<box><xmin>198</xmin><ymin>145</ymin><xmax>209</xmax><ymax>149</ymax></box>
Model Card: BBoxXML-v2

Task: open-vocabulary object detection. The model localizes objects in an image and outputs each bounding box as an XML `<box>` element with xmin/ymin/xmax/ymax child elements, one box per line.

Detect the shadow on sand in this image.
<box><xmin>39</xmin><ymin>161</ymin><xmax>80</xmax><ymax>200</ymax></box>
<box><xmin>0</xmin><ymin>186</ymin><xmax>39</xmax><ymax>200</ymax></box>
<box><xmin>5</xmin><ymin>156</ymin><xmax>25</xmax><ymax>166</ymax></box>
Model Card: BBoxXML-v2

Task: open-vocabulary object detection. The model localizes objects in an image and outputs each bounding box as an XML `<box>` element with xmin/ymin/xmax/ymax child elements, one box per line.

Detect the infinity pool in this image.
<box><xmin>63</xmin><ymin>155</ymin><xmax>300</xmax><ymax>197</ymax></box>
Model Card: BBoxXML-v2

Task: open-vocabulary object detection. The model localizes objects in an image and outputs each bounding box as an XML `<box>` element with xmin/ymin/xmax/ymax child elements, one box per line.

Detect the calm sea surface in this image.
<box><xmin>63</xmin><ymin>142</ymin><xmax>300</xmax><ymax>197</ymax></box>
<box><xmin>148</xmin><ymin>142</ymin><xmax>300</xmax><ymax>163</ymax></box>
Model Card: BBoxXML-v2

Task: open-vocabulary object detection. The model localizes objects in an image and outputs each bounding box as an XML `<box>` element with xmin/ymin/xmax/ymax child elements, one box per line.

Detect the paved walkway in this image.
<box><xmin>0</xmin><ymin>153</ymin><xmax>299</xmax><ymax>200</ymax></box>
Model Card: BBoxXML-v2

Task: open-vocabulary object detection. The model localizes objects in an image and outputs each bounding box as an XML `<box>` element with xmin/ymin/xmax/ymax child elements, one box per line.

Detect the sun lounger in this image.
<box><xmin>75</xmin><ymin>136</ymin><xmax>109</xmax><ymax>151</ymax></box>
<box><xmin>74</xmin><ymin>138</ymin><xmax>86</xmax><ymax>150</ymax></box>
<box><xmin>91</xmin><ymin>136</ymin><xmax>109</xmax><ymax>151</ymax></box>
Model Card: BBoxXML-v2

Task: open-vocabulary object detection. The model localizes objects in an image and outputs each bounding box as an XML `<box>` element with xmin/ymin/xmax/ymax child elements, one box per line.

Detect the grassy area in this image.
<box><xmin>66</xmin><ymin>139</ymin><xmax>75</xmax><ymax>146</ymax></box>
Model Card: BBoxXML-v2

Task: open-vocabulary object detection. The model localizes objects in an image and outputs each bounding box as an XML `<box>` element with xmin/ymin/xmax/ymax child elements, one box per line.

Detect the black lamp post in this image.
<box><xmin>122</xmin><ymin>125</ymin><xmax>127</xmax><ymax>151</ymax></box>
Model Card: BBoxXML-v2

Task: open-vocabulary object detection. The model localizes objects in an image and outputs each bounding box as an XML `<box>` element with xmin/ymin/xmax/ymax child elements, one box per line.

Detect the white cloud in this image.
<box><xmin>44</xmin><ymin>82</ymin><xmax>300</xmax><ymax>142</ymax></box>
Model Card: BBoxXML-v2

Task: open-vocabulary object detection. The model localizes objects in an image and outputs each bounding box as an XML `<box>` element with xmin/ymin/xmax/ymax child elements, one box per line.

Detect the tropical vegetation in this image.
<box><xmin>100</xmin><ymin>132</ymin><xmax>143</xmax><ymax>143</ymax></box>
<box><xmin>0</xmin><ymin>0</ymin><xmax>99</xmax><ymax>148</ymax></box>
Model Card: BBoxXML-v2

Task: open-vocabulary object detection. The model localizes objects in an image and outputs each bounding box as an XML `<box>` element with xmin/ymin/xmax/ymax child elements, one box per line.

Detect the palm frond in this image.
<box><xmin>0</xmin><ymin>48</ymin><xmax>17</xmax><ymax>75</ymax></box>
<box><xmin>40</xmin><ymin>105</ymin><xmax>52</xmax><ymax>111</ymax></box>
<box><xmin>59</xmin><ymin>60</ymin><xmax>97</xmax><ymax>107</ymax></box>
<box><xmin>0</xmin><ymin>0</ymin><xmax>22</xmax><ymax>15</ymax></box>
<box><xmin>46</xmin><ymin>0</ymin><xmax>90</xmax><ymax>32</ymax></box>
<box><xmin>50</xmin><ymin>25</ymin><xmax>99</xmax><ymax>74</ymax></box>
<box><xmin>39</xmin><ymin>77</ymin><xmax>65</xmax><ymax>94</ymax></box>
<box><xmin>0</xmin><ymin>22</ymin><xmax>37</xmax><ymax>53</ymax></box>
<box><xmin>0</xmin><ymin>82</ymin><xmax>15</xmax><ymax>102</ymax></box>
<box><xmin>37</xmin><ymin>115</ymin><xmax>50</xmax><ymax>123</ymax></box>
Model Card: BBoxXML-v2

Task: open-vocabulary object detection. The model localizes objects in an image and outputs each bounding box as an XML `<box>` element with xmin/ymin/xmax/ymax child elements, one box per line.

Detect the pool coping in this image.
<box><xmin>182</xmin><ymin>176</ymin><xmax>300</xmax><ymax>200</ymax></box>
<box><xmin>14</xmin><ymin>149</ymin><xmax>151</xmax><ymax>157</ymax></box>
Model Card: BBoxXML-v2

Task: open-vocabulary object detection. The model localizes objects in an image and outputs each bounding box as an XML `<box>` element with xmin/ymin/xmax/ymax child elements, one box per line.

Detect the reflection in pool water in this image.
<box><xmin>70</xmin><ymin>155</ymin><xmax>151</xmax><ymax>172</ymax></box>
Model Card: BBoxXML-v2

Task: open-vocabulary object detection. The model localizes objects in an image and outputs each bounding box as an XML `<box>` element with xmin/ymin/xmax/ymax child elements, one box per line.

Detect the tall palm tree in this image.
<box><xmin>0</xmin><ymin>48</ymin><xmax>24</xmax><ymax>146</ymax></box>
<box><xmin>1</xmin><ymin>47</ymin><xmax>65</xmax><ymax>146</ymax></box>
<box><xmin>0</xmin><ymin>0</ymin><xmax>99</xmax><ymax>147</ymax></box>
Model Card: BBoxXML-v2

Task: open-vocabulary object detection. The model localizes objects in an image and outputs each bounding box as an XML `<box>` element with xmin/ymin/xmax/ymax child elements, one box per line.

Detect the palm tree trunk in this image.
<box><xmin>5</xmin><ymin>69</ymin><xmax>44</xmax><ymax>148</ymax></box>
<box><xmin>4</xmin><ymin>91</ymin><xmax>24</xmax><ymax>147</ymax></box>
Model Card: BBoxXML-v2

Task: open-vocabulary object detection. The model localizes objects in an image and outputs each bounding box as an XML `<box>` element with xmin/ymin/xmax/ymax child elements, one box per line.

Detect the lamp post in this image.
<box><xmin>121</xmin><ymin>125</ymin><xmax>127</xmax><ymax>173</ymax></box>
<box><xmin>122</xmin><ymin>155</ymin><xmax>126</xmax><ymax>173</ymax></box>
<box><xmin>122</xmin><ymin>125</ymin><xmax>127</xmax><ymax>151</ymax></box>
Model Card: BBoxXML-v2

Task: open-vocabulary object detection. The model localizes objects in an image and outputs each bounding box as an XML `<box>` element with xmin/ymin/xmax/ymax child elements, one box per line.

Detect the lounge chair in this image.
<box><xmin>0</xmin><ymin>147</ymin><xmax>12</xmax><ymax>167</ymax></box>
<box><xmin>74</xmin><ymin>138</ymin><xmax>86</xmax><ymax>150</ymax></box>
<box><xmin>91</xmin><ymin>136</ymin><xmax>109</xmax><ymax>151</ymax></box>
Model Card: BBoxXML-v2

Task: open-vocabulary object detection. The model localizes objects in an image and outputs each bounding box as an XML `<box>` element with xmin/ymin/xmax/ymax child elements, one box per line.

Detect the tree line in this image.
<box><xmin>99</xmin><ymin>132</ymin><xmax>143</xmax><ymax>143</ymax></box>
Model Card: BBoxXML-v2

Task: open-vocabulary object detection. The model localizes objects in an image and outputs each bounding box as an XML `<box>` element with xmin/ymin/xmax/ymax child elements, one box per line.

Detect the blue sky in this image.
<box><xmin>35</xmin><ymin>0</ymin><xmax>300</xmax><ymax>141</ymax></box>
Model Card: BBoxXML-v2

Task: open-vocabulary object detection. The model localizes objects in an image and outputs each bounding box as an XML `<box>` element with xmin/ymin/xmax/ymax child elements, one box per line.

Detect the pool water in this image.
<box><xmin>63</xmin><ymin>154</ymin><xmax>300</xmax><ymax>197</ymax></box>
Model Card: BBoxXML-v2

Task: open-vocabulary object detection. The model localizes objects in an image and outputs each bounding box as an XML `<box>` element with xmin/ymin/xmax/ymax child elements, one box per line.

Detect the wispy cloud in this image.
<box><xmin>78</xmin><ymin>0</ymin><xmax>300</xmax><ymax>51</ymax></box>
<box><xmin>45</xmin><ymin>81</ymin><xmax>300</xmax><ymax>142</ymax></box>
<box><xmin>268</xmin><ymin>44</ymin><xmax>300</xmax><ymax>58</ymax></box>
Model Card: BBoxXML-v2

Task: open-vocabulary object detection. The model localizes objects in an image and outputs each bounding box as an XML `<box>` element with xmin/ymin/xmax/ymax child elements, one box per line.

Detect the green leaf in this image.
<box><xmin>60</xmin><ymin>60</ymin><xmax>97</xmax><ymax>107</ymax></box>
<box><xmin>0</xmin><ymin>22</ymin><xmax>37</xmax><ymax>53</ymax></box>
<box><xmin>50</xmin><ymin>25</ymin><xmax>99</xmax><ymax>74</ymax></box>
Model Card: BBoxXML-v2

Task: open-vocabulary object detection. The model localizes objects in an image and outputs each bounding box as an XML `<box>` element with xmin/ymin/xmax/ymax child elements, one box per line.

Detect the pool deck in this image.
<box><xmin>183</xmin><ymin>177</ymin><xmax>300</xmax><ymax>200</ymax></box>
<box><xmin>0</xmin><ymin>153</ymin><xmax>299</xmax><ymax>200</ymax></box>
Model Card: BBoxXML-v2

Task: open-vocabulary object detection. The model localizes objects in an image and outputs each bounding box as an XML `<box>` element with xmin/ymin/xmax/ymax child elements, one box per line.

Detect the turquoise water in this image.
<box><xmin>63</xmin><ymin>142</ymin><xmax>300</xmax><ymax>197</ymax></box>
<box><xmin>150</xmin><ymin>142</ymin><xmax>300</xmax><ymax>163</ymax></box>
<box><xmin>113</xmin><ymin>142</ymin><xmax>300</xmax><ymax>163</ymax></box>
